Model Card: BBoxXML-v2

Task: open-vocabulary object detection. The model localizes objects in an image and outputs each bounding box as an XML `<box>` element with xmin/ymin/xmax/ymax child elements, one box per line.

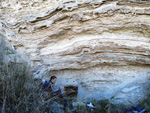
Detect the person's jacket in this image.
<box><xmin>42</xmin><ymin>81</ymin><xmax>60</xmax><ymax>92</ymax></box>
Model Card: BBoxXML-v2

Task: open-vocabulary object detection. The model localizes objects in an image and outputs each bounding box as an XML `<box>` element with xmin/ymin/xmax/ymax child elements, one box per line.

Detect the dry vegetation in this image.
<box><xmin>0</xmin><ymin>61</ymin><xmax>56</xmax><ymax>113</ymax></box>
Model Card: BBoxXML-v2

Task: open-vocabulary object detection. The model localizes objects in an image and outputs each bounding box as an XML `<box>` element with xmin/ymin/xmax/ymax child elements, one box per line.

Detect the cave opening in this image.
<box><xmin>64</xmin><ymin>85</ymin><xmax>78</xmax><ymax>98</ymax></box>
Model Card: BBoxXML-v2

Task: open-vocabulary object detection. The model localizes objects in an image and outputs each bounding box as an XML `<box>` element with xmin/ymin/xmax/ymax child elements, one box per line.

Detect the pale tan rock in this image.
<box><xmin>1</xmin><ymin>0</ymin><xmax>150</xmax><ymax>105</ymax></box>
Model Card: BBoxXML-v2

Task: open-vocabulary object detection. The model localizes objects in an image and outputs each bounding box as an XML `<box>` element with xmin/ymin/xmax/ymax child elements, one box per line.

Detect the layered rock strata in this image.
<box><xmin>1</xmin><ymin>0</ymin><xmax>150</xmax><ymax>105</ymax></box>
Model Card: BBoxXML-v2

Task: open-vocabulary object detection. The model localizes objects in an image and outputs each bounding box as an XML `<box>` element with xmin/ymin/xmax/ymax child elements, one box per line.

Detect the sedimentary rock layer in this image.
<box><xmin>1</xmin><ymin>0</ymin><xmax>150</xmax><ymax>105</ymax></box>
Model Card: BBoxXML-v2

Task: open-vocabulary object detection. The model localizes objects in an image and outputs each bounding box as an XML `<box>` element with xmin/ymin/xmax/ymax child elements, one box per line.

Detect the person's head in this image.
<box><xmin>50</xmin><ymin>76</ymin><xmax>57</xmax><ymax>84</ymax></box>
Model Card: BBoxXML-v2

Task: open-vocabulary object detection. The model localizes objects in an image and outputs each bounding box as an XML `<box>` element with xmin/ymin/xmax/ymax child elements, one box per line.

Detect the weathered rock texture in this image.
<box><xmin>1</xmin><ymin>0</ymin><xmax>150</xmax><ymax>105</ymax></box>
<box><xmin>0</xmin><ymin>34</ymin><xmax>25</xmax><ymax>66</ymax></box>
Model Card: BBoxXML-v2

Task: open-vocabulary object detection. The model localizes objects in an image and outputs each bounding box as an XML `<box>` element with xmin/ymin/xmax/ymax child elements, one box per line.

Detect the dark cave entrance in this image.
<box><xmin>64</xmin><ymin>85</ymin><xmax>78</xmax><ymax>98</ymax></box>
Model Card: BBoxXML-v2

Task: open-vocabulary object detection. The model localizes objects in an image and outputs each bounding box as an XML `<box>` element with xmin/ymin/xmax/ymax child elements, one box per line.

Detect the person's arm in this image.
<box><xmin>49</xmin><ymin>82</ymin><xmax>60</xmax><ymax>92</ymax></box>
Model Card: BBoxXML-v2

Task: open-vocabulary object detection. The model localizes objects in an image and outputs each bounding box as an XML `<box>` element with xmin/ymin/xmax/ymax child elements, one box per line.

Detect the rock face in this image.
<box><xmin>0</xmin><ymin>34</ymin><xmax>25</xmax><ymax>66</ymax></box>
<box><xmin>1</xmin><ymin>0</ymin><xmax>150</xmax><ymax>105</ymax></box>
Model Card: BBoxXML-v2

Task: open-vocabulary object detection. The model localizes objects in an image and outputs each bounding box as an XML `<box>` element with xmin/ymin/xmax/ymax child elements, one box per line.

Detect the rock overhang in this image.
<box><xmin>1</xmin><ymin>0</ymin><xmax>150</xmax><ymax>105</ymax></box>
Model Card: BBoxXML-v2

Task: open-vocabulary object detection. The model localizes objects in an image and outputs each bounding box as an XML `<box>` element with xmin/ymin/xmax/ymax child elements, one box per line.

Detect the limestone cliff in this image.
<box><xmin>1</xmin><ymin>0</ymin><xmax>150</xmax><ymax>105</ymax></box>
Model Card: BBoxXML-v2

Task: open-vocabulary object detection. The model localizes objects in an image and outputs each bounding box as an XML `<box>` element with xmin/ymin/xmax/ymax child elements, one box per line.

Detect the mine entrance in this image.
<box><xmin>64</xmin><ymin>85</ymin><xmax>78</xmax><ymax>98</ymax></box>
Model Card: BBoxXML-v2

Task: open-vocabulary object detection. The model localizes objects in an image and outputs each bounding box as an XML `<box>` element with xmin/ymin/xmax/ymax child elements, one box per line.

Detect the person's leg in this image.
<box><xmin>53</xmin><ymin>90</ymin><xmax>68</xmax><ymax>107</ymax></box>
<box><xmin>57</xmin><ymin>93</ymin><xmax>68</xmax><ymax>107</ymax></box>
<box><xmin>63</xmin><ymin>97</ymin><xmax>68</xmax><ymax>107</ymax></box>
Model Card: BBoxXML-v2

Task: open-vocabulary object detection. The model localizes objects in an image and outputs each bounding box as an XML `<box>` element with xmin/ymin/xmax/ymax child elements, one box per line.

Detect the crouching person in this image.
<box><xmin>43</xmin><ymin>76</ymin><xmax>68</xmax><ymax>107</ymax></box>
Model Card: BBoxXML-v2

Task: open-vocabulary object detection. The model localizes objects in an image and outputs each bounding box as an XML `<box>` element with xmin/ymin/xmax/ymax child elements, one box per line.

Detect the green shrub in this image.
<box><xmin>93</xmin><ymin>99</ymin><xmax>127</xmax><ymax>113</ymax></box>
<box><xmin>138</xmin><ymin>96</ymin><xmax>150</xmax><ymax>112</ymax></box>
<box><xmin>68</xmin><ymin>99</ymin><xmax>128</xmax><ymax>113</ymax></box>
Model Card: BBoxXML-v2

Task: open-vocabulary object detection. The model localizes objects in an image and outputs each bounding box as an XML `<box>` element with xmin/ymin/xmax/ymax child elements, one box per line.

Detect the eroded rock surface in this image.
<box><xmin>1</xmin><ymin>0</ymin><xmax>150</xmax><ymax>105</ymax></box>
